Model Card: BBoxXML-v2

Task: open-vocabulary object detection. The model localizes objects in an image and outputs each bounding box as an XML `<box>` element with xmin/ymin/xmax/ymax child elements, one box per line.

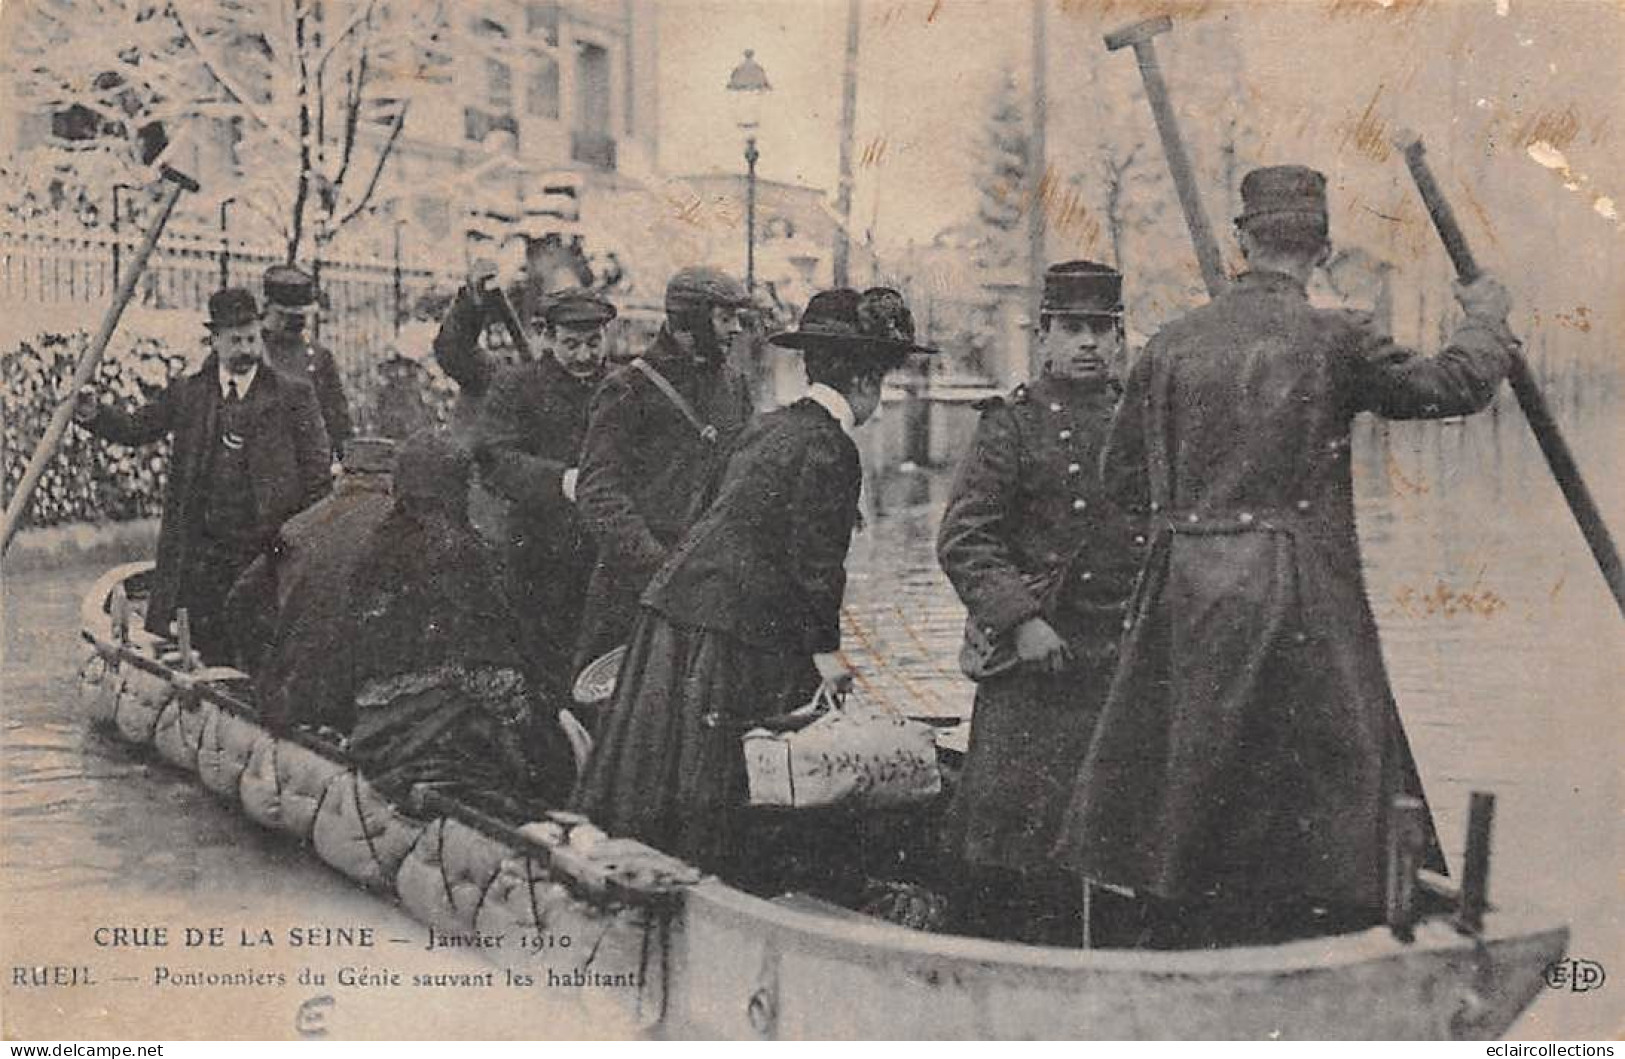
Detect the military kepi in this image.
<box><xmin>263</xmin><ymin>264</ymin><xmax>319</xmax><ymax>310</ymax></box>
<box><xmin>1042</xmin><ymin>260</ymin><xmax>1123</xmax><ymax>318</ymax></box>
<box><xmin>1236</xmin><ymin>165</ymin><xmax>1328</xmax><ymax>226</ymax></box>
<box><xmin>205</xmin><ymin>287</ymin><xmax>261</xmax><ymax>331</ymax></box>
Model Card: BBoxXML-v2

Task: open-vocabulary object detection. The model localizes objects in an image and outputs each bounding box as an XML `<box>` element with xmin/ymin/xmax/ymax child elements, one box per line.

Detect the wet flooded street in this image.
<box><xmin>2</xmin><ymin>395</ymin><xmax>1619</xmax><ymax>1039</ymax></box>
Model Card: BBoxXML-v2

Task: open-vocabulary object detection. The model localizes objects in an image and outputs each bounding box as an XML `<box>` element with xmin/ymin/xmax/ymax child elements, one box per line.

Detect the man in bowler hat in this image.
<box><xmin>74</xmin><ymin>288</ymin><xmax>332</xmax><ymax>663</ymax></box>
<box><xmin>262</xmin><ymin>264</ymin><xmax>353</xmax><ymax>461</ymax></box>
<box><xmin>937</xmin><ymin>261</ymin><xmax>1147</xmax><ymax>945</ymax></box>
<box><xmin>474</xmin><ymin>288</ymin><xmax>620</xmax><ymax>705</ymax></box>
<box><xmin>1054</xmin><ymin>166</ymin><xmax>1517</xmax><ymax>946</ymax></box>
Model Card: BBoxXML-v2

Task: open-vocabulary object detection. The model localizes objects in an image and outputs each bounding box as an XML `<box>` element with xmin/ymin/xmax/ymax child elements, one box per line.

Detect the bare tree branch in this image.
<box><xmin>286</xmin><ymin>0</ymin><xmax>312</xmax><ymax>263</ymax></box>
<box><xmin>332</xmin><ymin>44</ymin><xmax>370</xmax><ymax>193</ymax></box>
<box><xmin>314</xmin><ymin>0</ymin><xmax>380</xmax><ymax>75</ymax></box>
<box><xmin>333</xmin><ymin>101</ymin><xmax>406</xmax><ymax>231</ymax></box>
<box><xmin>169</xmin><ymin>0</ymin><xmax>298</xmax><ymax>156</ymax></box>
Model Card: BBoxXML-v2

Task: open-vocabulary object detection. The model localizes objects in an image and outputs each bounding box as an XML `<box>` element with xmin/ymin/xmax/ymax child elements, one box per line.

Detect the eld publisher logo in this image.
<box><xmin>1544</xmin><ymin>959</ymin><xmax>1606</xmax><ymax>993</ymax></box>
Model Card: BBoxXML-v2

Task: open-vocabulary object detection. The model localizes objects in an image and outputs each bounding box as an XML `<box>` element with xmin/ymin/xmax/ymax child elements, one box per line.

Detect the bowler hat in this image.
<box><xmin>205</xmin><ymin>287</ymin><xmax>261</xmax><ymax>331</ymax></box>
<box><xmin>1236</xmin><ymin>165</ymin><xmax>1328</xmax><ymax>226</ymax></box>
<box><xmin>1043</xmin><ymin>260</ymin><xmax>1123</xmax><ymax>318</ymax></box>
<box><xmin>263</xmin><ymin>264</ymin><xmax>319</xmax><ymax>310</ymax></box>
<box><xmin>769</xmin><ymin>287</ymin><xmax>939</xmax><ymax>356</ymax></box>
<box><xmin>543</xmin><ymin>288</ymin><xmax>618</xmax><ymax>328</ymax></box>
<box><xmin>665</xmin><ymin>266</ymin><xmax>751</xmax><ymax>316</ymax></box>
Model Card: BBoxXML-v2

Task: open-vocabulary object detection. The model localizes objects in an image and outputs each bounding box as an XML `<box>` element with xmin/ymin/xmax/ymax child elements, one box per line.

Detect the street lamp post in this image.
<box><xmin>218</xmin><ymin>197</ymin><xmax>237</xmax><ymax>288</ymax></box>
<box><xmin>110</xmin><ymin>184</ymin><xmax>135</xmax><ymax>288</ymax></box>
<box><xmin>726</xmin><ymin>49</ymin><xmax>771</xmax><ymax>292</ymax></box>
<box><xmin>744</xmin><ymin>134</ymin><xmax>759</xmax><ymax>294</ymax></box>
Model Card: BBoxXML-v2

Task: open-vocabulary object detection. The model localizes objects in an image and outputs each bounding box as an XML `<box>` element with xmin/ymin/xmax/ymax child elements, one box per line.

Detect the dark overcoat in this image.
<box><xmin>432</xmin><ymin>284</ymin><xmax>530</xmax><ymax>548</ymax></box>
<box><xmin>263</xmin><ymin>330</ymin><xmax>352</xmax><ymax>455</ymax></box>
<box><xmin>643</xmin><ymin>397</ymin><xmax>862</xmax><ymax>653</ymax></box>
<box><xmin>937</xmin><ymin>372</ymin><xmax>1145</xmax><ymax>870</ymax></box>
<box><xmin>573</xmin><ymin>328</ymin><xmax>754</xmax><ymax>668</ymax></box>
<box><xmin>83</xmin><ymin>355</ymin><xmax>332</xmax><ymax>638</ymax></box>
<box><xmin>432</xmin><ymin>285</ymin><xmax>501</xmax><ymax>435</ymax></box>
<box><xmin>226</xmin><ymin>471</ymin><xmax>395</xmax><ymax>730</ymax></box>
<box><xmin>474</xmin><ymin>353</ymin><xmax>601</xmax><ymax>691</ymax></box>
<box><xmin>1055</xmin><ymin>270</ymin><xmax>1516</xmax><ymax>909</ymax></box>
<box><xmin>574</xmin><ymin>398</ymin><xmax>861</xmax><ymax>868</ymax></box>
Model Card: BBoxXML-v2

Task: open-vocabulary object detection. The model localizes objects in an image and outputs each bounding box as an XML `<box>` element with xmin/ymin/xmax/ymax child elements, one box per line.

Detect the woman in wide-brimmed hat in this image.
<box><xmin>572</xmin><ymin>287</ymin><xmax>935</xmax><ymax>877</ymax></box>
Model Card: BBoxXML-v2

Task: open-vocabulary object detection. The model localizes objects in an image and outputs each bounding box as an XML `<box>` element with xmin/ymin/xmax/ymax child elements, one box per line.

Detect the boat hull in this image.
<box><xmin>76</xmin><ymin>562</ymin><xmax>1568</xmax><ymax>1039</ymax></box>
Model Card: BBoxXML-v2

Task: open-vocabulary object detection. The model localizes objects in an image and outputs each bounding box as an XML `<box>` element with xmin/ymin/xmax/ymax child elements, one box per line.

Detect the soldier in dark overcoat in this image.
<box><xmin>937</xmin><ymin>261</ymin><xmax>1146</xmax><ymax>945</ymax></box>
<box><xmin>572</xmin><ymin>266</ymin><xmax>755</xmax><ymax>675</ymax></box>
<box><xmin>73</xmin><ymin>288</ymin><xmax>332</xmax><ymax>663</ymax></box>
<box><xmin>473</xmin><ymin>289</ymin><xmax>619</xmax><ymax>703</ymax></box>
<box><xmin>1055</xmin><ymin>167</ymin><xmax>1519</xmax><ymax>946</ymax></box>
<box><xmin>261</xmin><ymin>265</ymin><xmax>353</xmax><ymax>460</ymax></box>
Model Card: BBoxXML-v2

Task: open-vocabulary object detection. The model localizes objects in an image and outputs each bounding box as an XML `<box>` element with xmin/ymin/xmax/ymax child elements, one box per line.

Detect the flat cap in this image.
<box><xmin>340</xmin><ymin>436</ymin><xmax>398</xmax><ymax>474</ymax></box>
<box><xmin>543</xmin><ymin>288</ymin><xmax>618</xmax><ymax>328</ymax></box>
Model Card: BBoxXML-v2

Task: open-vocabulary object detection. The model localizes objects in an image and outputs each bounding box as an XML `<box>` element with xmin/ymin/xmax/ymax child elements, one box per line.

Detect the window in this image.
<box><xmin>486</xmin><ymin>58</ymin><xmax>513</xmax><ymax>114</ymax></box>
<box><xmin>527</xmin><ymin>58</ymin><xmax>560</xmax><ymax>119</ymax></box>
<box><xmin>465</xmin><ymin>107</ymin><xmax>519</xmax><ymax>143</ymax></box>
<box><xmin>575</xmin><ymin>42</ymin><xmax>610</xmax><ymax>137</ymax></box>
<box><xmin>526</xmin><ymin>2</ymin><xmax>559</xmax><ymax>45</ymax></box>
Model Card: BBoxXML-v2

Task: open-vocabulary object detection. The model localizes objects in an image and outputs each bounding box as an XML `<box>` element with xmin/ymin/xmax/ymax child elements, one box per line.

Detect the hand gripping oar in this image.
<box><xmin>488</xmin><ymin>285</ymin><xmax>535</xmax><ymax>362</ymax></box>
<box><xmin>1</xmin><ymin>162</ymin><xmax>201</xmax><ymax>558</ymax></box>
<box><xmin>1394</xmin><ymin>131</ymin><xmax>1624</xmax><ymax>619</ymax></box>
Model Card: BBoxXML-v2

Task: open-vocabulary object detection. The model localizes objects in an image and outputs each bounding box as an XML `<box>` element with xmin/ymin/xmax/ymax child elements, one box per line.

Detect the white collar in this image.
<box><xmin>806</xmin><ymin>383</ymin><xmax>856</xmax><ymax>435</ymax></box>
<box><xmin>219</xmin><ymin>363</ymin><xmax>258</xmax><ymax>399</ymax></box>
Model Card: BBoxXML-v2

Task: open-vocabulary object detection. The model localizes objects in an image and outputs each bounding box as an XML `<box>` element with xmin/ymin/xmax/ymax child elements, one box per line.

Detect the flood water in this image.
<box><xmin>3</xmin><ymin>395</ymin><xmax>1620</xmax><ymax>1039</ymax></box>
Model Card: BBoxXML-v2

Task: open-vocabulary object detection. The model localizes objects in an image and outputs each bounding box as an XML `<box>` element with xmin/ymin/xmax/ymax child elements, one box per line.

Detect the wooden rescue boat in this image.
<box><xmin>76</xmin><ymin>561</ymin><xmax>1568</xmax><ymax>1040</ymax></box>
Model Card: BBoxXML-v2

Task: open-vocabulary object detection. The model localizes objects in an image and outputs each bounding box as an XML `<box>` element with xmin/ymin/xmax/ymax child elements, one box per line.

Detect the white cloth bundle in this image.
<box><xmin>742</xmin><ymin>688</ymin><xmax>941</xmax><ymax>810</ymax></box>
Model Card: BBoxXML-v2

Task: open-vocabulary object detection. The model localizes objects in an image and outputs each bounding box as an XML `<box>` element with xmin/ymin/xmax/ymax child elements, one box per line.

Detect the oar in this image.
<box><xmin>488</xmin><ymin>285</ymin><xmax>535</xmax><ymax>361</ymax></box>
<box><xmin>1394</xmin><ymin>132</ymin><xmax>1625</xmax><ymax>620</ymax></box>
<box><xmin>0</xmin><ymin>162</ymin><xmax>201</xmax><ymax>558</ymax></box>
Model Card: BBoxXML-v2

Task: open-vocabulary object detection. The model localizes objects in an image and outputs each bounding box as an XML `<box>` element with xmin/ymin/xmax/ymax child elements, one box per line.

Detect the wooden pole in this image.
<box><xmin>487</xmin><ymin>286</ymin><xmax>535</xmax><ymax>362</ymax></box>
<box><xmin>175</xmin><ymin>607</ymin><xmax>196</xmax><ymax>672</ymax></box>
<box><xmin>1027</xmin><ymin>0</ymin><xmax>1048</xmax><ymax>376</ymax></box>
<box><xmin>1397</xmin><ymin>135</ymin><xmax>1625</xmax><ymax>619</ymax></box>
<box><xmin>832</xmin><ymin>0</ymin><xmax>860</xmax><ymax>287</ymax></box>
<box><xmin>1</xmin><ymin>175</ymin><xmax>193</xmax><ymax>557</ymax></box>
<box><xmin>1385</xmin><ymin>795</ymin><xmax>1427</xmax><ymax>942</ymax></box>
<box><xmin>1455</xmin><ymin>791</ymin><xmax>1495</xmax><ymax>935</ymax></box>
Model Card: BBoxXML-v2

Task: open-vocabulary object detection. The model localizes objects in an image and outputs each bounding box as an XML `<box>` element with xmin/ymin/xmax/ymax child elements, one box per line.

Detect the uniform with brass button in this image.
<box><xmin>937</xmin><ymin>261</ymin><xmax>1145</xmax><ymax>946</ymax></box>
<box><xmin>260</xmin><ymin>264</ymin><xmax>353</xmax><ymax>461</ymax></box>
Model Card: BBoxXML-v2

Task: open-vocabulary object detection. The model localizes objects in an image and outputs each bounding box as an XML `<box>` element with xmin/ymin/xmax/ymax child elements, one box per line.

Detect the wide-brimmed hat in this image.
<box><xmin>264</xmin><ymin>264</ymin><xmax>319</xmax><ymax>310</ymax></box>
<box><xmin>1236</xmin><ymin>165</ymin><xmax>1328</xmax><ymax>227</ymax></box>
<box><xmin>769</xmin><ymin>287</ymin><xmax>938</xmax><ymax>356</ymax></box>
<box><xmin>205</xmin><ymin>287</ymin><xmax>261</xmax><ymax>331</ymax></box>
<box><xmin>1043</xmin><ymin>260</ymin><xmax>1123</xmax><ymax>318</ymax></box>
